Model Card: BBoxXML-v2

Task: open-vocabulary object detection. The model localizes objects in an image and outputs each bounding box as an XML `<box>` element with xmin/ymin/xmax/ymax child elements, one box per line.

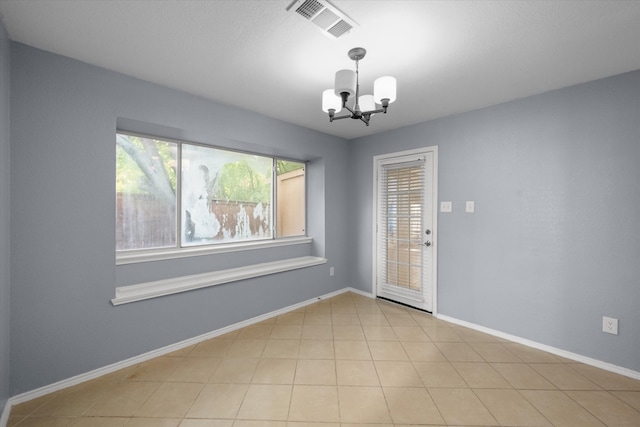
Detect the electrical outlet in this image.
<box><xmin>329</xmin><ymin>267</ymin><xmax>335</xmax><ymax>277</ymax></box>
<box><xmin>602</xmin><ymin>316</ymin><xmax>619</xmax><ymax>335</ymax></box>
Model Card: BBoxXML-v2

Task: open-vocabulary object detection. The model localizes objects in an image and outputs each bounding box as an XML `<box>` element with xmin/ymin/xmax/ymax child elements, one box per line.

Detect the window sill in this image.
<box><xmin>116</xmin><ymin>236</ymin><xmax>312</xmax><ymax>265</ymax></box>
<box><xmin>111</xmin><ymin>255</ymin><xmax>327</xmax><ymax>306</ymax></box>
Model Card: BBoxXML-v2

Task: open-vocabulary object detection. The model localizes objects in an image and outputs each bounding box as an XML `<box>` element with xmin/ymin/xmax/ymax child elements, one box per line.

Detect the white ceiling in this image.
<box><xmin>1</xmin><ymin>0</ymin><xmax>639</xmax><ymax>140</ymax></box>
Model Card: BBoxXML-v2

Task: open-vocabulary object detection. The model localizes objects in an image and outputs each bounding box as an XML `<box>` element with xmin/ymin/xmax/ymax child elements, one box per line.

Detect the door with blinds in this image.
<box><xmin>374</xmin><ymin>147</ymin><xmax>437</xmax><ymax>312</ymax></box>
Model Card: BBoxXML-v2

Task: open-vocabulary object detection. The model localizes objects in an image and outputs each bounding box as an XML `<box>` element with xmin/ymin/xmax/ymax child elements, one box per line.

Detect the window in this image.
<box><xmin>378</xmin><ymin>159</ymin><xmax>425</xmax><ymax>290</ymax></box>
<box><xmin>116</xmin><ymin>134</ymin><xmax>178</xmax><ymax>251</ymax></box>
<box><xmin>116</xmin><ymin>132</ymin><xmax>306</xmax><ymax>254</ymax></box>
<box><xmin>181</xmin><ymin>144</ymin><xmax>273</xmax><ymax>246</ymax></box>
<box><xmin>276</xmin><ymin>161</ymin><xmax>305</xmax><ymax>237</ymax></box>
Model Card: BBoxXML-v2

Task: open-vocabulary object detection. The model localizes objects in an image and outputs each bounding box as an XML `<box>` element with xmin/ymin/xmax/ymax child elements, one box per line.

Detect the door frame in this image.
<box><xmin>371</xmin><ymin>146</ymin><xmax>438</xmax><ymax>315</ymax></box>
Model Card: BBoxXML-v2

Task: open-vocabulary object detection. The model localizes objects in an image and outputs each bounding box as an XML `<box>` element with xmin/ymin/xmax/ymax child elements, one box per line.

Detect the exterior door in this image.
<box><xmin>374</xmin><ymin>147</ymin><xmax>437</xmax><ymax>312</ymax></box>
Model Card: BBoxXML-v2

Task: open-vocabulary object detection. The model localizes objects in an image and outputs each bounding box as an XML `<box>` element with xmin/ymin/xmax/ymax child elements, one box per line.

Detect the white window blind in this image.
<box><xmin>377</xmin><ymin>158</ymin><xmax>426</xmax><ymax>292</ymax></box>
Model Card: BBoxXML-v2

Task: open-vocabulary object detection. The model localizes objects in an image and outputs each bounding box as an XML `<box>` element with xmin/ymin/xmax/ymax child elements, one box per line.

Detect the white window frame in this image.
<box><xmin>115</xmin><ymin>131</ymin><xmax>309</xmax><ymax>265</ymax></box>
<box><xmin>116</xmin><ymin>236</ymin><xmax>313</xmax><ymax>265</ymax></box>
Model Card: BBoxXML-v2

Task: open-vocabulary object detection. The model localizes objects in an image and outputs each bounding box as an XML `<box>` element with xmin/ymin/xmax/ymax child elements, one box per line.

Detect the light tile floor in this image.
<box><xmin>8</xmin><ymin>292</ymin><xmax>640</xmax><ymax>426</ymax></box>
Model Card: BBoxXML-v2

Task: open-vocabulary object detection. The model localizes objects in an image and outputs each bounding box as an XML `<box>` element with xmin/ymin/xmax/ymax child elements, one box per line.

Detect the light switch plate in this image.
<box><xmin>440</xmin><ymin>201</ymin><xmax>452</xmax><ymax>213</ymax></box>
<box><xmin>466</xmin><ymin>201</ymin><xmax>475</xmax><ymax>213</ymax></box>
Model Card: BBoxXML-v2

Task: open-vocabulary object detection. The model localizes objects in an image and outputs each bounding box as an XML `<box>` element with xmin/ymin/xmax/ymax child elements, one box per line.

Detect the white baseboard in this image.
<box><xmin>0</xmin><ymin>401</ymin><xmax>9</xmax><ymax>427</ymax></box>
<box><xmin>4</xmin><ymin>287</ymin><xmax>639</xmax><ymax>427</ymax></box>
<box><xmin>437</xmin><ymin>313</ymin><xmax>640</xmax><ymax>381</ymax></box>
<box><xmin>338</xmin><ymin>292</ymin><xmax>640</xmax><ymax>381</ymax></box>
<box><xmin>1</xmin><ymin>287</ymin><xmax>355</xmax><ymax>426</ymax></box>
<box><xmin>341</xmin><ymin>287</ymin><xmax>374</xmax><ymax>299</ymax></box>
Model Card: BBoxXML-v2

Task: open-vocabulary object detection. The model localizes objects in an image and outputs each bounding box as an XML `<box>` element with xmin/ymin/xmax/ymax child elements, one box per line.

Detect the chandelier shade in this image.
<box><xmin>322</xmin><ymin>89</ymin><xmax>342</xmax><ymax>113</ymax></box>
<box><xmin>374</xmin><ymin>76</ymin><xmax>397</xmax><ymax>104</ymax></box>
<box><xmin>358</xmin><ymin>94</ymin><xmax>376</xmax><ymax>113</ymax></box>
<box><xmin>322</xmin><ymin>47</ymin><xmax>396</xmax><ymax>126</ymax></box>
<box><xmin>334</xmin><ymin>69</ymin><xmax>356</xmax><ymax>97</ymax></box>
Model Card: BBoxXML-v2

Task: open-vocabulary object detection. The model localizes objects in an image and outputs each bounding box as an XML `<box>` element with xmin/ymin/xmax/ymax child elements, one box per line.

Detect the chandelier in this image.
<box><xmin>322</xmin><ymin>47</ymin><xmax>396</xmax><ymax>126</ymax></box>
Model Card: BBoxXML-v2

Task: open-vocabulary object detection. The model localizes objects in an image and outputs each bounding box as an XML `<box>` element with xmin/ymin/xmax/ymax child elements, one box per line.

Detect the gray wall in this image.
<box><xmin>6</xmin><ymin>35</ymin><xmax>640</xmax><ymax>400</ymax></box>
<box><xmin>10</xmin><ymin>43</ymin><xmax>349</xmax><ymax>395</ymax></box>
<box><xmin>0</xmin><ymin>19</ymin><xmax>11</xmax><ymax>412</ymax></box>
<box><xmin>349</xmin><ymin>70</ymin><xmax>640</xmax><ymax>372</ymax></box>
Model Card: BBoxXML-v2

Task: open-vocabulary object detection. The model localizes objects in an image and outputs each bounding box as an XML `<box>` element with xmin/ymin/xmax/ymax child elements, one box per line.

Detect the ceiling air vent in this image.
<box><xmin>287</xmin><ymin>0</ymin><xmax>357</xmax><ymax>38</ymax></box>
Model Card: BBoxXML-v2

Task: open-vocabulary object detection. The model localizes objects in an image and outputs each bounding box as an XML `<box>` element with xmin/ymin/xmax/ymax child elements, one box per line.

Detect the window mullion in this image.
<box><xmin>272</xmin><ymin>157</ymin><xmax>277</xmax><ymax>239</ymax></box>
<box><xmin>176</xmin><ymin>140</ymin><xmax>183</xmax><ymax>249</ymax></box>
